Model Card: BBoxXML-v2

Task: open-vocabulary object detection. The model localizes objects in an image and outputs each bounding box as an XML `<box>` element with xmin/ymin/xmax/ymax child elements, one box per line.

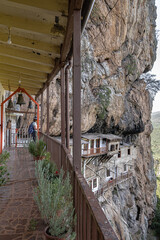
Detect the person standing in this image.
<box><xmin>28</xmin><ymin>116</ymin><xmax>37</xmax><ymax>142</ymax></box>
<box><xmin>32</xmin><ymin>116</ymin><xmax>37</xmax><ymax>142</ymax></box>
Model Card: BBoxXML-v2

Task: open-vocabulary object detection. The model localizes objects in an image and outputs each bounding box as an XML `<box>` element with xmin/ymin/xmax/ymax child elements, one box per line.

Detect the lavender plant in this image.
<box><xmin>0</xmin><ymin>151</ymin><xmax>10</xmax><ymax>186</ymax></box>
<box><xmin>34</xmin><ymin>159</ymin><xmax>76</xmax><ymax>239</ymax></box>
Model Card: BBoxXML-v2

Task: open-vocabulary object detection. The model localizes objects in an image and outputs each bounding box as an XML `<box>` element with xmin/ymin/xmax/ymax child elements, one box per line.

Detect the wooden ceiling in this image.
<box><xmin>0</xmin><ymin>0</ymin><xmax>69</xmax><ymax>94</ymax></box>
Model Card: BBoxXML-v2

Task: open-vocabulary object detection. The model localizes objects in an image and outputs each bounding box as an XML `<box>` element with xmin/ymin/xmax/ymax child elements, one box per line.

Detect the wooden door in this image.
<box><xmin>90</xmin><ymin>139</ymin><xmax>94</xmax><ymax>154</ymax></box>
<box><xmin>96</xmin><ymin>139</ymin><xmax>100</xmax><ymax>153</ymax></box>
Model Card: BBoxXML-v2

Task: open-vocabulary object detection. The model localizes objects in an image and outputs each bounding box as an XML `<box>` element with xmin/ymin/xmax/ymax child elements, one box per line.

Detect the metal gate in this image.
<box><xmin>5</xmin><ymin>127</ymin><xmax>32</xmax><ymax>148</ymax></box>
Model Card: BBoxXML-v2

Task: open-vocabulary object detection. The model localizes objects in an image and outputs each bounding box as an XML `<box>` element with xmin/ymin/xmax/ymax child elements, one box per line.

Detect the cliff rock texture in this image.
<box><xmin>40</xmin><ymin>0</ymin><xmax>157</xmax><ymax>239</ymax></box>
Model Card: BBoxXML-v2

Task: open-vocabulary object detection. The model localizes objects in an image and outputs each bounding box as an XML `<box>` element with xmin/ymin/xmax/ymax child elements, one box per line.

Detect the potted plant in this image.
<box><xmin>28</xmin><ymin>139</ymin><xmax>46</xmax><ymax>160</ymax></box>
<box><xmin>34</xmin><ymin>160</ymin><xmax>76</xmax><ymax>240</ymax></box>
<box><xmin>0</xmin><ymin>151</ymin><xmax>10</xmax><ymax>186</ymax></box>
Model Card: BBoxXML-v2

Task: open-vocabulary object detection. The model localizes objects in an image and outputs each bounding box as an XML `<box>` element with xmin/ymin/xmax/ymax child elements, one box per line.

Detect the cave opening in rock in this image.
<box><xmin>136</xmin><ymin>205</ymin><xmax>141</xmax><ymax>220</ymax></box>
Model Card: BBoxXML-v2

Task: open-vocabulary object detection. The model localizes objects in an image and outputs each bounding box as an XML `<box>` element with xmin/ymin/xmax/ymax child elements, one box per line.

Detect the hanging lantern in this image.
<box><xmin>16</xmin><ymin>93</ymin><xmax>26</xmax><ymax>106</ymax></box>
<box><xmin>35</xmin><ymin>104</ymin><xmax>37</xmax><ymax>110</ymax></box>
<box><xmin>7</xmin><ymin>99</ymin><xmax>14</xmax><ymax>109</ymax></box>
<box><xmin>28</xmin><ymin>99</ymin><xmax>33</xmax><ymax>109</ymax></box>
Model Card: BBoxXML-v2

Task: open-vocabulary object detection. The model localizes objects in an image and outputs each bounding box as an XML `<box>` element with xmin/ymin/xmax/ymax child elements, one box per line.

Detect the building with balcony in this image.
<box><xmin>60</xmin><ymin>133</ymin><xmax>136</xmax><ymax>195</ymax></box>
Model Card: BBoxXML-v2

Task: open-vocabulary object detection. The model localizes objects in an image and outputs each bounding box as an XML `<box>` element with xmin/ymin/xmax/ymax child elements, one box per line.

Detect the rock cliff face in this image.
<box><xmin>40</xmin><ymin>0</ymin><xmax>157</xmax><ymax>239</ymax></box>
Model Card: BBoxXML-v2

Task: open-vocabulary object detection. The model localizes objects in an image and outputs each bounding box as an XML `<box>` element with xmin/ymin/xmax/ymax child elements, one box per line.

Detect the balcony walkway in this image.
<box><xmin>0</xmin><ymin>148</ymin><xmax>45</xmax><ymax>240</ymax></box>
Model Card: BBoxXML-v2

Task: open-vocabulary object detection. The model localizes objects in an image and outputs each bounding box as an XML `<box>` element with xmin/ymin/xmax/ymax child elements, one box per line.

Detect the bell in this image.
<box><xmin>7</xmin><ymin>99</ymin><xmax>14</xmax><ymax>109</ymax></box>
<box><xmin>16</xmin><ymin>93</ymin><xmax>26</xmax><ymax>106</ymax></box>
<box><xmin>28</xmin><ymin>99</ymin><xmax>33</xmax><ymax>109</ymax></box>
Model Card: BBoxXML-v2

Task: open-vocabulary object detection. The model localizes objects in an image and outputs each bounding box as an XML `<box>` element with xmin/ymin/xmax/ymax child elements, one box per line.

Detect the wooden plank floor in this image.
<box><xmin>0</xmin><ymin>148</ymin><xmax>46</xmax><ymax>240</ymax></box>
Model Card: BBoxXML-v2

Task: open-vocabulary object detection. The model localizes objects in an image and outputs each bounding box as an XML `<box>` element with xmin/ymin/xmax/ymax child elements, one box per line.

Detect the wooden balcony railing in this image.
<box><xmin>82</xmin><ymin>147</ymin><xmax>108</xmax><ymax>156</ymax></box>
<box><xmin>97</xmin><ymin>171</ymin><xmax>133</xmax><ymax>196</ymax></box>
<box><xmin>40</xmin><ymin>132</ymin><xmax>118</xmax><ymax>240</ymax></box>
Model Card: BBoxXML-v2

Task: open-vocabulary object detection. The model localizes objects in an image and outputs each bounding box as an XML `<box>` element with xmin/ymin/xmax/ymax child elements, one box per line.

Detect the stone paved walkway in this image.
<box><xmin>0</xmin><ymin>148</ymin><xmax>46</xmax><ymax>240</ymax></box>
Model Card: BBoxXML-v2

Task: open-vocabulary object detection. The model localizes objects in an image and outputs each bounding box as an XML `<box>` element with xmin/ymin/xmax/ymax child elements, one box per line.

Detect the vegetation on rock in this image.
<box><xmin>151</xmin><ymin>112</ymin><xmax>160</xmax><ymax>197</ymax></box>
<box><xmin>96</xmin><ymin>85</ymin><xmax>111</xmax><ymax>120</ymax></box>
<box><xmin>150</xmin><ymin>112</ymin><xmax>160</xmax><ymax>236</ymax></box>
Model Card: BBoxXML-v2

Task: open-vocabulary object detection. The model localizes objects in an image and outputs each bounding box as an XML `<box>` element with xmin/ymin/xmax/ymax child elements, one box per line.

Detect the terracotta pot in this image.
<box><xmin>44</xmin><ymin>227</ymin><xmax>67</xmax><ymax>240</ymax></box>
<box><xmin>33</xmin><ymin>156</ymin><xmax>45</xmax><ymax>161</ymax></box>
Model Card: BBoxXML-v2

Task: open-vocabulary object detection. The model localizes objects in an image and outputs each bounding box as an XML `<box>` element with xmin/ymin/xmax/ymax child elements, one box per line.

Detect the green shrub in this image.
<box><xmin>28</xmin><ymin>139</ymin><xmax>46</xmax><ymax>157</ymax></box>
<box><xmin>151</xmin><ymin>196</ymin><xmax>160</xmax><ymax>235</ymax></box>
<box><xmin>34</xmin><ymin>160</ymin><xmax>76</xmax><ymax>239</ymax></box>
<box><xmin>41</xmin><ymin>156</ymin><xmax>58</xmax><ymax>181</ymax></box>
<box><xmin>0</xmin><ymin>151</ymin><xmax>10</xmax><ymax>186</ymax></box>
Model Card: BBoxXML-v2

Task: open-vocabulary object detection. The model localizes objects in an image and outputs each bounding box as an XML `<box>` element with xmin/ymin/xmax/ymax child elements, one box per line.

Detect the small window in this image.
<box><xmin>128</xmin><ymin>148</ymin><xmax>131</xmax><ymax>155</ymax></box>
<box><xmin>124</xmin><ymin>164</ymin><xmax>127</xmax><ymax>171</ymax></box>
<box><xmin>102</xmin><ymin>138</ymin><xmax>106</xmax><ymax>144</ymax></box>
<box><xmin>118</xmin><ymin>150</ymin><xmax>121</xmax><ymax>158</ymax></box>
<box><xmin>93</xmin><ymin>178</ymin><xmax>98</xmax><ymax>189</ymax></box>
<box><xmin>90</xmin><ymin>140</ymin><xmax>94</xmax><ymax>149</ymax></box>
<box><xmin>96</xmin><ymin>139</ymin><xmax>100</xmax><ymax>148</ymax></box>
<box><xmin>106</xmin><ymin>169</ymin><xmax>110</xmax><ymax>177</ymax></box>
<box><xmin>116</xmin><ymin>144</ymin><xmax>118</xmax><ymax>150</ymax></box>
<box><xmin>83</xmin><ymin>144</ymin><xmax>88</xmax><ymax>150</ymax></box>
<box><xmin>110</xmin><ymin>144</ymin><xmax>115</xmax><ymax>151</ymax></box>
<box><xmin>115</xmin><ymin>166</ymin><xmax>118</xmax><ymax>178</ymax></box>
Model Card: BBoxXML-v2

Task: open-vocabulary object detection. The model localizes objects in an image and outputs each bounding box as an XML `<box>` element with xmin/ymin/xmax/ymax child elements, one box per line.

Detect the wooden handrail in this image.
<box><xmin>40</xmin><ymin>132</ymin><xmax>118</xmax><ymax>240</ymax></box>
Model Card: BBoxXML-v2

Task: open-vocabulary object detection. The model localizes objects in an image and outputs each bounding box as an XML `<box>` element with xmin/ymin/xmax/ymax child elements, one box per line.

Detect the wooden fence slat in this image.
<box><xmin>82</xmin><ymin>197</ymin><xmax>87</xmax><ymax>240</ymax></box>
<box><xmin>86</xmin><ymin>205</ymin><xmax>91</xmax><ymax>240</ymax></box>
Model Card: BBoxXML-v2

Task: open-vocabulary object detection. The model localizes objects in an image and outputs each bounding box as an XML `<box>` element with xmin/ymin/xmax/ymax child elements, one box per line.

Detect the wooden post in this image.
<box><xmin>65</xmin><ymin>61</ymin><xmax>71</xmax><ymax>149</ymax></box>
<box><xmin>73</xmin><ymin>9</ymin><xmax>81</xmax><ymax>170</ymax></box>
<box><xmin>41</xmin><ymin>92</ymin><xmax>43</xmax><ymax>132</ymax></box>
<box><xmin>47</xmin><ymin>84</ymin><xmax>49</xmax><ymax>135</ymax></box>
<box><xmin>61</xmin><ymin>66</ymin><xmax>65</xmax><ymax>145</ymax></box>
<box><xmin>35</xmin><ymin>96</ymin><xmax>37</xmax><ymax>116</ymax></box>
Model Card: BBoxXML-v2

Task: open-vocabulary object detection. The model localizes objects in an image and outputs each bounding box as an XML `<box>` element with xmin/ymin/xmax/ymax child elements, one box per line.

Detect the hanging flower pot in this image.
<box><xmin>44</xmin><ymin>227</ymin><xmax>67</xmax><ymax>240</ymax></box>
<box><xmin>33</xmin><ymin>156</ymin><xmax>45</xmax><ymax>161</ymax></box>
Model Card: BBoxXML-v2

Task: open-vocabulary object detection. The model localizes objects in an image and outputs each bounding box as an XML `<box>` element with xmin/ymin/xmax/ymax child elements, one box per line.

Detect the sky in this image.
<box><xmin>152</xmin><ymin>0</ymin><xmax>160</xmax><ymax>112</ymax></box>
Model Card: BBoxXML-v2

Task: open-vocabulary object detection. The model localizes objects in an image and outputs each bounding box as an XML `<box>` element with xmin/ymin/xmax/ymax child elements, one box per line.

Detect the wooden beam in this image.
<box><xmin>1</xmin><ymin>82</ymin><xmax>39</xmax><ymax>91</ymax></box>
<box><xmin>61</xmin><ymin>0</ymin><xmax>74</xmax><ymax>63</ymax></box>
<box><xmin>0</xmin><ymin>31</ymin><xmax>61</xmax><ymax>55</ymax></box>
<box><xmin>0</xmin><ymin>55</ymin><xmax>53</xmax><ymax>73</ymax></box>
<box><xmin>41</xmin><ymin>92</ymin><xmax>43</xmax><ymax>131</ymax></box>
<box><xmin>65</xmin><ymin>61</ymin><xmax>71</xmax><ymax>149</ymax></box>
<box><xmin>8</xmin><ymin>0</ymin><xmax>68</xmax><ymax>15</ymax></box>
<box><xmin>74</xmin><ymin>0</ymin><xmax>84</xmax><ymax>10</ymax></box>
<box><xmin>61</xmin><ymin>67</ymin><xmax>65</xmax><ymax>145</ymax></box>
<box><xmin>61</xmin><ymin>0</ymin><xmax>83</xmax><ymax>62</ymax></box>
<box><xmin>1</xmin><ymin>84</ymin><xmax>38</xmax><ymax>94</ymax></box>
<box><xmin>0</xmin><ymin>43</ymin><xmax>54</xmax><ymax>66</ymax></box>
<box><xmin>0</xmin><ymin>1</ymin><xmax>67</xmax><ymax>27</ymax></box>
<box><xmin>0</xmin><ymin>77</ymin><xmax>42</xmax><ymax>88</ymax></box>
<box><xmin>73</xmin><ymin>9</ymin><xmax>81</xmax><ymax>170</ymax></box>
<box><xmin>0</xmin><ymin>63</ymin><xmax>47</xmax><ymax>78</ymax></box>
<box><xmin>5</xmin><ymin>109</ymin><xmax>35</xmax><ymax>114</ymax></box>
<box><xmin>0</xmin><ymin>12</ymin><xmax>65</xmax><ymax>36</ymax></box>
<box><xmin>47</xmin><ymin>84</ymin><xmax>49</xmax><ymax>135</ymax></box>
<box><xmin>0</xmin><ymin>69</ymin><xmax>46</xmax><ymax>82</ymax></box>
